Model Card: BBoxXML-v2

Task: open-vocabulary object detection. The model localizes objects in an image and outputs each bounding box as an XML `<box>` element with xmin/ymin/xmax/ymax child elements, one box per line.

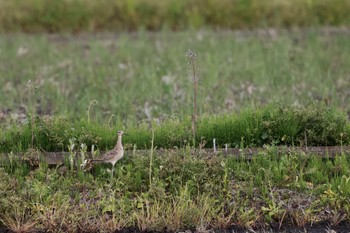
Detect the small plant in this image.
<box><xmin>67</xmin><ymin>138</ymin><xmax>76</xmax><ymax>171</ymax></box>
<box><xmin>91</xmin><ymin>144</ymin><xmax>98</xmax><ymax>159</ymax></box>
<box><xmin>26</xmin><ymin>79</ymin><xmax>38</xmax><ymax>149</ymax></box>
<box><xmin>87</xmin><ymin>99</ymin><xmax>98</xmax><ymax>124</ymax></box>
<box><xmin>1</xmin><ymin>207</ymin><xmax>36</xmax><ymax>233</ymax></box>
<box><xmin>79</xmin><ymin>143</ymin><xmax>88</xmax><ymax>170</ymax></box>
<box><xmin>149</xmin><ymin>128</ymin><xmax>156</xmax><ymax>188</ymax></box>
<box><xmin>108</xmin><ymin>114</ymin><xmax>116</xmax><ymax>127</ymax></box>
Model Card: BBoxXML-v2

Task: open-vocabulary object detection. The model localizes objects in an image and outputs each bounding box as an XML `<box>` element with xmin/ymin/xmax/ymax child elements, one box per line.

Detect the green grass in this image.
<box><xmin>0</xmin><ymin>0</ymin><xmax>349</xmax><ymax>32</ymax></box>
<box><xmin>1</xmin><ymin>29</ymin><xmax>350</xmax><ymax>123</ymax></box>
<box><xmin>1</xmin><ymin>30</ymin><xmax>350</xmax><ymax>151</ymax></box>
<box><xmin>2</xmin><ymin>29</ymin><xmax>350</xmax><ymax>231</ymax></box>
<box><xmin>1</xmin><ymin>103</ymin><xmax>349</xmax><ymax>152</ymax></box>
<box><xmin>1</xmin><ymin>150</ymin><xmax>350</xmax><ymax>231</ymax></box>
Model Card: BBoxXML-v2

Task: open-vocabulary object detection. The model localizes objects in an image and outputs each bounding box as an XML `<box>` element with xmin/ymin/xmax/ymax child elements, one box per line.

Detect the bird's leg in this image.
<box><xmin>111</xmin><ymin>165</ymin><xmax>114</xmax><ymax>178</ymax></box>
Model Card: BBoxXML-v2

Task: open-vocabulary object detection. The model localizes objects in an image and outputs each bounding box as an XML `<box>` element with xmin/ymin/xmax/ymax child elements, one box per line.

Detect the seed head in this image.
<box><xmin>186</xmin><ymin>49</ymin><xmax>197</xmax><ymax>63</ymax></box>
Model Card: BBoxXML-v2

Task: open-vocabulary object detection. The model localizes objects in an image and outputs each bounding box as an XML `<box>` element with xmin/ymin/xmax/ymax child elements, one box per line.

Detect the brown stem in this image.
<box><xmin>191</xmin><ymin>60</ymin><xmax>197</xmax><ymax>147</ymax></box>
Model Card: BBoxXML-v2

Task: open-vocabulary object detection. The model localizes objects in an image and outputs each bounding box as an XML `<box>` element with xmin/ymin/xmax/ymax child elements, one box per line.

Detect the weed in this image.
<box><xmin>25</xmin><ymin>80</ymin><xmax>37</xmax><ymax>149</ymax></box>
<box><xmin>149</xmin><ymin>128</ymin><xmax>155</xmax><ymax>188</ymax></box>
<box><xmin>87</xmin><ymin>99</ymin><xmax>98</xmax><ymax>124</ymax></box>
<box><xmin>186</xmin><ymin>49</ymin><xmax>199</xmax><ymax>147</ymax></box>
<box><xmin>1</xmin><ymin>207</ymin><xmax>36</xmax><ymax>233</ymax></box>
<box><xmin>2</xmin><ymin>148</ymin><xmax>350</xmax><ymax>231</ymax></box>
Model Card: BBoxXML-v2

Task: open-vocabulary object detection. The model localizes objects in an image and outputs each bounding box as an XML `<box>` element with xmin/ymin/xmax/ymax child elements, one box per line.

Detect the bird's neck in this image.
<box><xmin>115</xmin><ymin>135</ymin><xmax>123</xmax><ymax>150</ymax></box>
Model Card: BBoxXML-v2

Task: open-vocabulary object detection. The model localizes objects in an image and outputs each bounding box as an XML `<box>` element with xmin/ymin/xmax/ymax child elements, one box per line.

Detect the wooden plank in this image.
<box><xmin>0</xmin><ymin>146</ymin><xmax>349</xmax><ymax>165</ymax></box>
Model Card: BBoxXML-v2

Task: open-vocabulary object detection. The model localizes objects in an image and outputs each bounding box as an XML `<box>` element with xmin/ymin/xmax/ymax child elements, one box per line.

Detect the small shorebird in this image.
<box><xmin>93</xmin><ymin>130</ymin><xmax>126</xmax><ymax>177</ymax></box>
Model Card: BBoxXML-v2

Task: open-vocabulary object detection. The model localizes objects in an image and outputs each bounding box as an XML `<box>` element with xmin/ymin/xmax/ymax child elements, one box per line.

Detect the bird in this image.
<box><xmin>92</xmin><ymin>130</ymin><xmax>126</xmax><ymax>178</ymax></box>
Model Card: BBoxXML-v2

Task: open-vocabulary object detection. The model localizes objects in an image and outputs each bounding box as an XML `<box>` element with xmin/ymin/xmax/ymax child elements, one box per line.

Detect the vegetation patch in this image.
<box><xmin>0</xmin><ymin>103</ymin><xmax>349</xmax><ymax>153</ymax></box>
<box><xmin>1</xmin><ymin>30</ymin><xmax>350</xmax><ymax>123</ymax></box>
<box><xmin>0</xmin><ymin>0</ymin><xmax>349</xmax><ymax>32</ymax></box>
<box><xmin>1</xmin><ymin>150</ymin><xmax>350</xmax><ymax>232</ymax></box>
<box><xmin>1</xmin><ymin>24</ymin><xmax>350</xmax><ymax>232</ymax></box>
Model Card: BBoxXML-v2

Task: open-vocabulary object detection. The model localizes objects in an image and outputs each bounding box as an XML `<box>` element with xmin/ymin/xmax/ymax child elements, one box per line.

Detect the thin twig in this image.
<box><xmin>149</xmin><ymin>129</ymin><xmax>155</xmax><ymax>187</ymax></box>
<box><xmin>186</xmin><ymin>49</ymin><xmax>198</xmax><ymax>148</ymax></box>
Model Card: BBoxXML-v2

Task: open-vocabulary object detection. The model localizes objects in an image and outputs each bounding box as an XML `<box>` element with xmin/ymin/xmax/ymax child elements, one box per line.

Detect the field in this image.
<box><xmin>1</xmin><ymin>0</ymin><xmax>349</xmax><ymax>33</ymax></box>
<box><xmin>1</xmin><ymin>28</ymin><xmax>350</xmax><ymax>232</ymax></box>
<box><xmin>1</xmin><ymin>29</ymin><xmax>350</xmax><ymax>151</ymax></box>
<box><xmin>2</xmin><ymin>29</ymin><xmax>350</xmax><ymax>120</ymax></box>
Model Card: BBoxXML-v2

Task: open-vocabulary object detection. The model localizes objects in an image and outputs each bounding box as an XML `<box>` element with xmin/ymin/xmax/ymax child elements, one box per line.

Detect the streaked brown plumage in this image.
<box><xmin>93</xmin><ymin>130</ymin><xmax>126</xmax><ymax>177</ymax></box>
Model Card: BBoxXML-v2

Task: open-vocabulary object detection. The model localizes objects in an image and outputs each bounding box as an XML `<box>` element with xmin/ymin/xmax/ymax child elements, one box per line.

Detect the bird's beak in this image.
<box><xmin>123</xmin><ymin>133</ymin><xmax>128</xmax><ymax>136</ymax></box>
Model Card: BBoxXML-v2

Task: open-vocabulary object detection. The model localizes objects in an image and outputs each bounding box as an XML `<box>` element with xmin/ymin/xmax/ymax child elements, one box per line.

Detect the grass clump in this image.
<box><xmin>199</xmin><ymin>102</ymin><xmax>350</xmax><ymax>148</ymax></box>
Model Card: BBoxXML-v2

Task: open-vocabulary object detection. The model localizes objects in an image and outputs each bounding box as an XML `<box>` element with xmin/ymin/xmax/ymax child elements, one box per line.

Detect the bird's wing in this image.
<box><xmin>100</xmin><ymin>148</ymin><xmax>117</xmax><ymax>161</ymax></box>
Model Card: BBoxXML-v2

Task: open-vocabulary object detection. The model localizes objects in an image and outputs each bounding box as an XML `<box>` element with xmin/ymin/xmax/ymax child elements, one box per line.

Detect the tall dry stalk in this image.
<box><xmin>186</xmin><ymin>49</ymin><xmax>199</xmax><ymax>147</ymax></box>
<box><xmin>26</xmin><ymin>80</ymin><xmax>37</xmax><ymax>148</ymax></box>
<box><xmin>149</xmin><ymin>128</ymin><xmax>155</xmax><ymax>187</ymax></box>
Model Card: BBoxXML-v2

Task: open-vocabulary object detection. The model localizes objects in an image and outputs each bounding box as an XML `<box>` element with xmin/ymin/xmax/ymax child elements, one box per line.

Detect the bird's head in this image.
<box><xmin>118</xmin><ymin>130</ymin><xmax>127</xmax><ymax>136</ymax></box>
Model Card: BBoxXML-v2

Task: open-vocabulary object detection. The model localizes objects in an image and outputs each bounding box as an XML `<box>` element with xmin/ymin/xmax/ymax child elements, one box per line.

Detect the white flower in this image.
<box><xmin>80</xmin><ymin>159</ymin><xmax>87</xmax><ymax>168</ymax></box>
